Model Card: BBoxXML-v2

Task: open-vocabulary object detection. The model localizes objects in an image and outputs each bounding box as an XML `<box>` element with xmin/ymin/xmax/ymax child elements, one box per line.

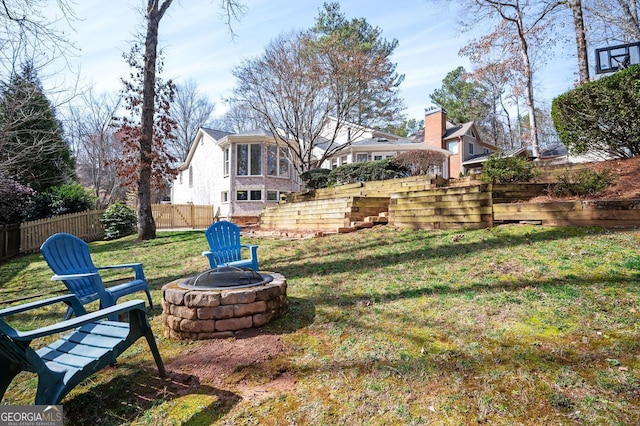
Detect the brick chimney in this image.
<box><xmin>424</xmin><ymin>107</ymin><xmax>447</xmax><ymax>149</ymax></box>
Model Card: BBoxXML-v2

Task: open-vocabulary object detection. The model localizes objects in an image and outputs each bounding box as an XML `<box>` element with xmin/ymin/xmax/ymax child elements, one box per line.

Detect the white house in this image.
<box><xmin>171</xmin><ymin>128</ymin><xmax>302</xmax><ymax>224</ymax></box>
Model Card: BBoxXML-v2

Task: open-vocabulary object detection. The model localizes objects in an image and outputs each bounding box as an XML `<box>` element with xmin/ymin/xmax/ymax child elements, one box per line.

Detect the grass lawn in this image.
<box><xmin>1</xmin><ymin>225</ymin><xmax>639</xmax><ymax>425</ymax></box>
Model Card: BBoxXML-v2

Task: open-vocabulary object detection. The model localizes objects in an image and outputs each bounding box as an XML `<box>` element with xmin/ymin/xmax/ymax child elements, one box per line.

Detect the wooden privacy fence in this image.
<box><xmin>13</xmin><ymin>204</ymin><xmax>214</xmax><ymax>257</ymax></box>
<box><xmin>20</xmin><ymin>210</ymin><xmax>106</xmax><ymax>254</ymax></box>
<box><xmin>1</xmin><ymin>224</ymin><xmax>20</xmax><ymax>262</ymax></box>
<box><xmin>152</xmin><ymin>204</ymin><xmax>214</xmax><ymax>229</ymax></box>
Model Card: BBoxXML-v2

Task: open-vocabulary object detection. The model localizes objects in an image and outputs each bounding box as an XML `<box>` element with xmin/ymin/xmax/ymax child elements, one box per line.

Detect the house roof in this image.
<box><xmin>348</xmin><ymin>137</ymin><xmax>422</xmax><ymax>147</ymax></box>
<box><xmin>201</xmin><ymin>128</ymin><xmax>232</xmax><ymax>140</ymax></box>
<box><xmin>233</xmin><ymin>128</ymin><xmax>273</xmax><ymax>137</ymax></box>
<box><xmin>461</xmin><ymin>147</ymin><xmax>528</xmax><ymax>166</ymax></box>
<box><xmin>443</xmin><ymin>121</ymin><xmax>473</xmax><ymax>140</ymax></box>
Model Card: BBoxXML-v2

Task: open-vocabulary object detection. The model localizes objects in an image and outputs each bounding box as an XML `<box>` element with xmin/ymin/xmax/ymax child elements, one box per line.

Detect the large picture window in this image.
<box><xmin>267</xmin><ymin>145</ymin><xmax>289</xmax><ymax>177</ymax></box>
<box><xmin>237</xmin><ymin>143</ymin><xmax>262</xmax><ymax>176</ymax></box>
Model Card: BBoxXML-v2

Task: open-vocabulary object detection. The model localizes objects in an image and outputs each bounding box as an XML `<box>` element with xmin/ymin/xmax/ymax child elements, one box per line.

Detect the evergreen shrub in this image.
<box><xmin>101</xmin><ymin>203</ymin><xmax>137</xmax><ymax>240</ymax></box>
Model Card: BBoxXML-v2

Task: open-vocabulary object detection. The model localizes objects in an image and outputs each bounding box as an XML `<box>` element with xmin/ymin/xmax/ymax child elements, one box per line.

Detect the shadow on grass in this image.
<box><xmin>292</xmin><ymin>270</ymin><xmax>633</xmax><ymax>310</ymax></box>
<box><xmin>272</xmin><ymin>226</ymin><xmax>629</xmax><ymax>283</ymax></box>
<box><xmin>62</xmin><ymin>369</ymin><xmax>240</xmax><ymax>425</ymax></box>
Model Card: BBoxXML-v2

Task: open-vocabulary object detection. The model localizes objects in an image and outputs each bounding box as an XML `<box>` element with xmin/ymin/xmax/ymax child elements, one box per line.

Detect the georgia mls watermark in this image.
<box><xmin>0</xmin><ymin>405</ymin><xmax>63</xmax><ymax>426</ymax></box>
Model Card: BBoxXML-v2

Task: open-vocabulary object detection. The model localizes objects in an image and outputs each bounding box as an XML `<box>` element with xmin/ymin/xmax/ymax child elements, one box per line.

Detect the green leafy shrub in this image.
<box><xmin>25</xmin><ymin>183</ymin><xmax>96</xmax><ymax>221</ymax></box>
<box><xmin>328</xmin><ymin>158</ymin><xmax>407</xmax><ymax>185</ymax></box>
<box><xmin>100</xmin><ymin>203</ymin><xmax>137</xmax><ymax>240</ymax></box>
<box><xmin>552</xmin><ymin>64</ymin><xmax>640</xmax><ymax>158</ymax></box>
<box><xmin>480</xmin><ymin>154</ymin><xmax>538</xmax><ymax>184</ymax></box>
<box><xmin>548</xmin><ymin>168</ymin><xmax>614</xmax><ymax>197</ymax></box>
<box><xmin>300</xmin><ymin>168</ymin><xmax>332</xmax><ymax>189</ymax></box>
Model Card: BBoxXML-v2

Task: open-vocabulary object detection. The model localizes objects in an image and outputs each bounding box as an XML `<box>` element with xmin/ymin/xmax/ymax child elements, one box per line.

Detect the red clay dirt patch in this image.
<box><xmin>165</xmin><ymin>329</ymin><xmax>294</xmax><ymax>401</ymax></box>
<box><xmin>530</xmin><ymin>156</ymin><xmax>640</xmax><ymax>202</ymax></box>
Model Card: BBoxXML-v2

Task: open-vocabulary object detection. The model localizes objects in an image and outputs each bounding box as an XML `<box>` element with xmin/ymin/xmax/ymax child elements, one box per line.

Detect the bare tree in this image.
<box><xmin>565</xmin><ymin>0</ymin><xmax>590</xmax><ymax>84</ymax></box>
<box><xmin>459</xmin><ymin>0</ymin><xmax>562</xmax><ymax>158</ymax></box>
<box><xmin>586</xmin><ymin>0</ymin><xmax>640</xmax><ymax>43</ymax></box>
<box><xmin>213</xmin><ymin>99</ymin><xmax>263</xmax><ymax>133</ymax></box>
<box><xmin>0</xmin><ymin>0</ymin><xmax>76</xmax><ymax>77</ymax></box>
<box><xmin>231</xmin><ymin>3</ymin><xmax>405</xmax><ymax>174</ymax></box>
<box><xmin>133</xmin><ymin>0</ymin><xmax>244</xmax><ymax>240</ymax></box>
<box><xmin>170</xmin><ymin>79</ymin><xmax>216</xmax><ymax>162</ymax></box>
<box><xmin>66</xmin><ymin>88</ymin><xmax>123</xmax><ymax>207</ymax></box>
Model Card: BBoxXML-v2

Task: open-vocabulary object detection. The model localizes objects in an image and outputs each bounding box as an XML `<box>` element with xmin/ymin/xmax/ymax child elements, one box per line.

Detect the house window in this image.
<box><xmin>356</xmin><ymin>153</ymin><xmax>369</xmax><ymax>162</ymax></box>
<box><xmin>331</xmin><ymin>158</ymin><xmax>338</xmax><ymax>169</ymax></box>
<box><xmin>267</xmin><ymin>145</ymin><xmax>290</xmax><ymax>177</ymax></box>
<box><xmin>223</xmin><ymin>148</ymin><xmax>230</xmax><ymax>176</ymax></box>
<box><xmin>447</xmin><ymin>141</ymin><xmax>459</xmax><ymax>154</ymax></box>
<box><xmin>468</xmin><ymin>143</ymin><xmax>474</xmax><ymax>155</ymax></box>
<box><xmin>188</xmin><ymin>166</ymin><xmax>193</xmax><ymax>188</ymax></box>
<box><xmin>236</xmin><ymin>190</ymin><xmax>248</xmax><ymax>201</ymax></box>
<box><xmin>267</xmin><ymin>190</ymin><xmax>279</xmax><ymax>201</ymax></box>
<box><xmin>374</xmin><ymin>155</ymin><xmax>383</xmax><ymax>161</ymax></box>
<box><xmin>237</xmin><ymin>143</ymin><xmax>262</xmax><ymax>176</ymax></box>
<box><xmin>250</xmin><ymin>190</ymin><xmax>262</xmax><ymax>201</ymax></box>
<box><xmin>221</xmin><ymin>191</ymin><xmax>229</xmax><ymax>203</ymax></box>
<box><xmin>340</xmin><ymin>155</ymin><xmax>348</xmax><ymax>165</ymax></box>
<box><xmin>483</xmin><ymin>148</ymin><xmax>489</xmax><ymax>154</ymax></box>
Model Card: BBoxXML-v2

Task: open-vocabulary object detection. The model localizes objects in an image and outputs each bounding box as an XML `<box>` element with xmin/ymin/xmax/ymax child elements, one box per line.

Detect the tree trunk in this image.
<box><xmin>570</xmin><ymin>0</ymin><xmax>589</xmax><ymax>84</ymax></box>
<box><xmin>137</xmin><ymin>0</ymin><xmax>174</xmax><ymax>240</ymax></box>
<box><xmin>515</xmin><ymin>10</ymin><xmax>540</xmax><ymax>158</ymax></box>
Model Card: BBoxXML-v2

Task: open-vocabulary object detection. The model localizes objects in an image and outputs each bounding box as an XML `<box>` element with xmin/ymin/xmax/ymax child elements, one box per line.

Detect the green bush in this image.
<box><xmin>551</xmin><ymin>65</ymin><xmax>640</xmax><ymax>158</ymax></box>
<box><xmin>548</xmin><ymin>168</ymin><xmax>614</xmax><ymax>197</ymax></box>
<box><xmin>480</xmin><ymin>154</ymin><xmax>538</xmax><ymax>184</ymax></box>
<box><xmin>328</xmin><ymin>159</ymin><xmax>408</xmax><ymax>186</ymax></box>
<box><xmin>100</xmin><ymin>203</ymin><xmax>137</xmax><ymax>240</ymax></box>
<box><xmin>25</xmin><ymin>183</ymin><xmax>96</xmax><ymax>221</ymax></box>
<box><xmin>300</xmin><ymin>168</ymin><xmax>332</xmax><ymax>190</ymax></box>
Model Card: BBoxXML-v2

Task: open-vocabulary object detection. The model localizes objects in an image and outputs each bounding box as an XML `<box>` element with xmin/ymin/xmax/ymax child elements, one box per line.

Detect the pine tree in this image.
<box><xmin>0</xmin><ymin>63</ymin><xmax>75</xmax><ymax>192</ymax></box>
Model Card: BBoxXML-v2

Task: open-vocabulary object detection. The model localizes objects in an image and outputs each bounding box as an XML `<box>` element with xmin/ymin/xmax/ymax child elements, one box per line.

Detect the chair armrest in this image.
<box><xmin>97</xmin><ymin>263</ymin><xmax>145</xmax><ymax>280</ymax></box>
<box><xmin>0</xmin><ymin>294</ymin><xmax>85</xmax><ymax>318</ymax></box>
<box><xmin>51</xmin><ymin>272</ymin><xmax>111</xmax><ymax>305</ymax></box>
<box><xmin>4</xmin><ymin>299</ymin><xmax>146</xmax><ymax>341</ymax></box>
<box><xmin>51</xmin><ymin>272</ymin><xmax>99</xmax><ymax>281</ymax></box>
<box><xmin>240</xmin><ymin>244</ymin><xmax>259</xmax><ymax>249</ymax></box>
<box><xmin>202</xmin><ymin>250</ymin><xmax>213</xmax><ymax>256</ymax></box>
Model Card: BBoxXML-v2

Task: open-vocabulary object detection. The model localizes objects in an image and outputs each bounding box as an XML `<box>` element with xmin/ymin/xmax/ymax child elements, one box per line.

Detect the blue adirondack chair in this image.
<box><xmin>202</xmin><ymin>221</ymin><xmax>259</xmax><ymax>271</ymax></box>
<box><xmin>40</xmin><ymin>233</ymin><xmax>153</xmax><ymax>319</ymax></box>
<box><xmin>0</xmin><ymin>294</ymin><xmax>165</xmax><ymax>405</ymax></box>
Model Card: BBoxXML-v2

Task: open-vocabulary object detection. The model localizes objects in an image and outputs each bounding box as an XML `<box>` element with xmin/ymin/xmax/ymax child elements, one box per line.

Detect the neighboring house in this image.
<box><xmin>171</xmin><ymin>128</ymin><xmax>302</xmax><ymax>223</ymax></box>
<box><xmin>318</xmin><ymin>136</ymin><xmax>451</xmax><ymax>175</ymax></box>
<box><xmin>317</xmin><ymin>117</ymin><xmax>451</xmax><ymax>175</ymax></box>
<box><xmin>423</xmin><ymin>107</ymin><xmax>499</xmax><ymax>177</ymax></box>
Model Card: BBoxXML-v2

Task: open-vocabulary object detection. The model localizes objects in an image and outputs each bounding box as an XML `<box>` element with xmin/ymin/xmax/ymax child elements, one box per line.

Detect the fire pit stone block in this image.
<box><xmin>161</xmin><ymin>272</ymin><xmax>288</xmax><ymax>340</ymax></box>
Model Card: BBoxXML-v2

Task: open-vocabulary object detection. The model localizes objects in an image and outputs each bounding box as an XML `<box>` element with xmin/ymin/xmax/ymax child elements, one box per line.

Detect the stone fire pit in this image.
<box><xmin>161</xmin><ymin>271</ymin><xmax>288</xmax><ymax>340</ymax></box>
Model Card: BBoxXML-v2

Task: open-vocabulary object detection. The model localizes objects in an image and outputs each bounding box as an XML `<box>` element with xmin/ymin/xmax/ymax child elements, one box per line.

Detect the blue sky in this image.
<box><xmin>56</xmin><ymin>0</ymin><xmax>578</xmax><ymax>123</ymax></box>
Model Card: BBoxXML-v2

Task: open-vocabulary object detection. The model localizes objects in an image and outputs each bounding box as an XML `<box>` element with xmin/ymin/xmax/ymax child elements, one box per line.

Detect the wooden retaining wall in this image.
<box><xmin>260</xmin><ymin>196</ymin><xmax>390</xmax><ymax>233</ymax></box>
<box><xmin>491</xmin><ymin>183</ymin><xmax>548</xmax><ymax>203</ymax></box>
<box><xmin>285</xmin><ymin>175</ymin><xmax>436</xmax><ymax>202</ymax></box>
<box><xmin>389</xmin><ymin>184</ymin><xmax>493</xmax><ymax>230</ymax></box>
<box><xmin>494</xmin><ymin>199</ymin><xmax>640</xmax><ymax>227</ymax></box>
